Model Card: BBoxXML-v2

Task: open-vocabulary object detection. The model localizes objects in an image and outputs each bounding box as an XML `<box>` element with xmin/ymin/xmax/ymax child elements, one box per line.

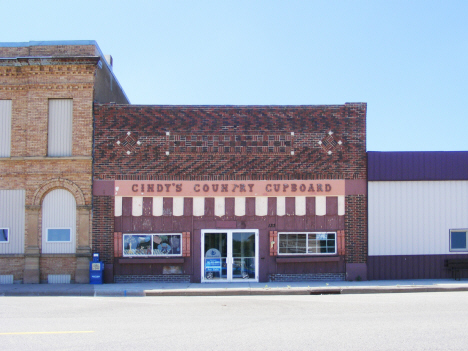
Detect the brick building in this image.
<box><xmin>93</xmin><ymin>104</ymin><xmax>367</xmax><ymax>283</ymax></box>
<box><xmin>0</xmin><ymin>41</ymin><xmax>128</xmax><ymax>283</ymax></box>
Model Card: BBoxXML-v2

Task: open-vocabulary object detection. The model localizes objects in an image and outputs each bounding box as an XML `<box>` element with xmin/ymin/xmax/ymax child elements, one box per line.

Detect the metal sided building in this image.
<box><xmin>368</xmin><ymin>151</ymin><xmax>468</xmax><ymax>279</ymax></box>
<box><xmin>92</xmin><ymin>103</ymin><xmax>368</xmax><ymax>283</ymax></box>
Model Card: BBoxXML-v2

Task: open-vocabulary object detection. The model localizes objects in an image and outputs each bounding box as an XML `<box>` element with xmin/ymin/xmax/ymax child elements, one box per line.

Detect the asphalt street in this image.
<box><xmin>1</xmin><ymin>292</ymin><xmax>468</xmax><ymax>351</ymax></box>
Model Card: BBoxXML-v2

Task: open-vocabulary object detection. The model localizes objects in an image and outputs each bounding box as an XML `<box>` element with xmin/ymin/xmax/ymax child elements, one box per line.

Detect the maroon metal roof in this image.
<box><xmin>368</xmin><ymin>151</ymin><xmax>468</xmax><ymax>181</ymax></box>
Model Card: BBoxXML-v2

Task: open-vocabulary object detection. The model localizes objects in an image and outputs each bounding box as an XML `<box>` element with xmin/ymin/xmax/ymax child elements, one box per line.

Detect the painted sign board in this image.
<box><xmin>115</xmin><ymin>180</ymin><xmax>345</xmax><ymax>197</ymax></box>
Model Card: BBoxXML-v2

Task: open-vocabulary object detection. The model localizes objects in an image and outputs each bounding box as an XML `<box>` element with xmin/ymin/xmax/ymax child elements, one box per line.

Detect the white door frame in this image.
<box><xmin>201</xmin><ymin>229</ymin><xmax>259</xmax><ymax>283</ymax></box>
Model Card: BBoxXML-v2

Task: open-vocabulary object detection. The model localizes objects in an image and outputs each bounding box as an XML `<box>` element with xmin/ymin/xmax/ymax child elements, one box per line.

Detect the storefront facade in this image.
<box><xmin>93</xmin><ymin>104</ymin><xmax>367</xmax><ymax>283</ymax></box>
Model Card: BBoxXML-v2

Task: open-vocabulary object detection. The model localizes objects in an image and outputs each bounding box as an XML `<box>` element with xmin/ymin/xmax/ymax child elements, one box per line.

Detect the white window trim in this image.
<box><xmin>123</xmin><ymin>233</ymin><xmax>183</xmax><ymax>257</ymax></box>
<box><xmin>46</xmin><ymin>227</ymin><xmax>72</xmax><ymax>243</ymax></box>
<box><xmin>0</xmin><ymin>228</ymin><xmax>9</xmax><ymax>243</ymax></box>
<box><xmin>278</xmin><ymin>231</ymin><xmax>337</xmax><ymax>255</ymax></box>
<box><xmin>449</xmin><ymin>229</ymin><xmax>468</xmax><ymax>252</ymax></box>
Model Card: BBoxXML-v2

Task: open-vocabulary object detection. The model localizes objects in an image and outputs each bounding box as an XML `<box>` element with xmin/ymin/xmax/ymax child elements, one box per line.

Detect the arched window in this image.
<box><xmin>42</xmin><ymin>189</ymin><xmax>76</xmax><ymax>253</ymax></box>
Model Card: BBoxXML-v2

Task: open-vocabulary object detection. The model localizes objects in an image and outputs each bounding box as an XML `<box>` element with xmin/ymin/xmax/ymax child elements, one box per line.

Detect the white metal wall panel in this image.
<box><xmin>369</xmin><ymin>181</ymin><xmax>468</xmax><ymax>256</ymax></box>
<box><xmin>0</xmin><ymin>100</ymin><xmax>12</xmax><ymax>157</ymax></box>
<box><xmin>48</xmin><ymin>274</ymin><xmax>71</xmax><ymax>284</ymax></box>
<box><xmin>48</xmin><ymin>99</ymin><xmax>73</xmax><ymax>156</ymax></box>
<box><xmin>42</xmin><ymin>189</ymin><xmax>76</xmax><ymax>254</ymax></box>
<box><xmin>0</xmin><ymin>190</ymin><xmax>25</xmax><ymax>254</ymax></box>
<box><xmin>0</xmin><ymin>275</ymin><xmax>14</xmax><ymax>284</ymax></box>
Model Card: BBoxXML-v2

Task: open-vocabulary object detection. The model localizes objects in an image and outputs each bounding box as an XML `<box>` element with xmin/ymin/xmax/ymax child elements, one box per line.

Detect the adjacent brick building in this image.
<box><xmin>0</xmin><ymin>41</ymin><xmax>128</xmax><ymax>283</ymax></box>
<box><xmin>93</xmin><ymin>104</ymin><xmax>367</xmax><ymax>283</ymax></box>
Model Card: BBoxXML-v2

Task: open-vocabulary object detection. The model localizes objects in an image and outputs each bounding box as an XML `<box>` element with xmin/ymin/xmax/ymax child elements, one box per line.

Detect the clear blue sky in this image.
<box><xmin>2</xmin><ymin>0</ymin><xmax>467</xmax><ymax>151</ymax></box>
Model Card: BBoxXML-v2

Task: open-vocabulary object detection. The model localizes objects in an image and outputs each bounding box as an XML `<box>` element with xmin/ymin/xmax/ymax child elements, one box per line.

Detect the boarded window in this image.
<box><xmin>0</xmin><ymin>190</ymin><xmax>25</xmax><ymax>254</ymax></box>
<box><xmin>42</xmin><ymin>189</ymin><xmax>76</xmax><ymax>253</ymax></box>
<box><xmin>48</xmin><ymin>99</ymin><xmax>73</xmax><ymax>156</ymax></box>
<box><xmin>0</xmin><ymin>100</ymin><xmax>12</xmax><ymax>157</ymax></box>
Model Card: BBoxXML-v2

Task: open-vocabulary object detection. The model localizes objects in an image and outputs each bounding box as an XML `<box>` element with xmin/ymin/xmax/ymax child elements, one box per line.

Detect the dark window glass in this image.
<box><xmin>451</xmin><ymin>231</ymin><xmax>467</xmax><ymax>250</ymax></box>
<box><xmin>0</xmin><ymin>229</ymin><xmax>8</xmax><ymax>242</ymax></box>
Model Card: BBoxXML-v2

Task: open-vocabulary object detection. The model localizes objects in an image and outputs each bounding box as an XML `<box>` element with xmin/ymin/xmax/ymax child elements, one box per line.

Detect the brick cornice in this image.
<box><xmin>0</xmin><ymin>56</ymin><xmax>100</xmax><ymax>67</ymax></box>
<box><xmin>0</xmin><ymin>84</ymin><xmax>94</xmax><ymax>91</ymax></box>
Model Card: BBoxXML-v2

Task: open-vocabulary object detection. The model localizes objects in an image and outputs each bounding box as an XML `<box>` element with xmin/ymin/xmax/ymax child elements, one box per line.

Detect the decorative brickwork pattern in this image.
<box><xmin>93</xmin><ymin>104</ymin><xmax>367</xmax><ymax>181</ymax></box>
<box><xmin>114</xmin><ymin>274</ymin><xmax>191</xmax><ymax>283</ymax></box>
<box><xmin>344</xmin><ymin>195</ymin><xmax>367</xmax><ymax>263</ymax></box>
<box><xmin>269</xmin><ymin>273</ymin><xmax>345</xmax><ymax>282</ymax></box>
<box><xmin>318</xmin><ymin>131</ymin><xmax>344</xmax><ymax>155</ymax></box>
<box><xmin>168</xmin><ymin>133</ymin><xmax>293</xmax><ymax>154</ymax></box>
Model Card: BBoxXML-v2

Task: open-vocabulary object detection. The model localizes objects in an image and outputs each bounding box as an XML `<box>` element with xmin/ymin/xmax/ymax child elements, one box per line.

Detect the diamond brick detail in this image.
<box><xmin>319</xmin><ymin>132</ymin><xmax>343</xmax><ymax>154</ymax></box>
<box><xmin>116</xmin><ymin>132</ymin><xmax>140</xmax><ymax>155</ymax></box>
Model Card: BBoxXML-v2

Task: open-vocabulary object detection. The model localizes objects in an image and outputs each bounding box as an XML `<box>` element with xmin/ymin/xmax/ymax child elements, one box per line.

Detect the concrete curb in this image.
<box><xmin>340</xmin><ymin>286</ymin><xmax>468</xmax><ymax>294</ymax></box>
<box><xmin>144</xmin><ymin>286</ymin><xmax>468</xmax><ymax>296</ymax></box>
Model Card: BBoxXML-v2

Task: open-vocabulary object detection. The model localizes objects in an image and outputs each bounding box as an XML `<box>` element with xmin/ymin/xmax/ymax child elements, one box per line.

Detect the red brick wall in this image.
<box><xmin>344</xmin><ymin>195</ymin><xmax>367</xmax><ymax>263</ymax></box>
<box><xmin>93</xmin><ymin>103</ymin><xmax>367</xmax><ymax>180</ymax></box>
<box><xmin>92</xmin><ymin>196</ymin><xmax>115</xmax><ymax>264</ymax></box>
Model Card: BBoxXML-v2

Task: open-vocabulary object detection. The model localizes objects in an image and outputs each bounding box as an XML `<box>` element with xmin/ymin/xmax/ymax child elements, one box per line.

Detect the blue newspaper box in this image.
<box><xmin>89</xmin><ymin>253</ymin><xmax>104</xmax><ymax>284</ymax></box>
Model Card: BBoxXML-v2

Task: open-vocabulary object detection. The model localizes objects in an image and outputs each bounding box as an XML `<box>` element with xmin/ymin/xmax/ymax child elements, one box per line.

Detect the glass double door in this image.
<box><xmin>202</xmin><ymin>229</ymin><xmax>258</xmax><ymax>282</ymax></box>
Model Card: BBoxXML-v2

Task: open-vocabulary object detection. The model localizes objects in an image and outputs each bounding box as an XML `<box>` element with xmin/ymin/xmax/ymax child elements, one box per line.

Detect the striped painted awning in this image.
<box><xmin>114</xmin><ymin>195</ymin><xmax>345</xmax><ymax>217</ymax></box>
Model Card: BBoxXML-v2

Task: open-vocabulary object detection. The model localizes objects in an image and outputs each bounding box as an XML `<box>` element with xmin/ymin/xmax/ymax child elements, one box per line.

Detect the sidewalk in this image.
<box><xmin>1</xmin><ymin>279</ymin><xmax>468</xmax><ymax>297</ymax></box>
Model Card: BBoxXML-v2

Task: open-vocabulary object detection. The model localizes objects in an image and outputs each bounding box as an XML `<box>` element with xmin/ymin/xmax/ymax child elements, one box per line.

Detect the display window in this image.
<box><xmin>123</xmin><ymin>233</ymin><xmax>182</xmax><ymax>256</ymax></box>
<box><xmin>278</xmin><ymin>232</ymin><xmax>336</xmax><ymax>255</ymax></box>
